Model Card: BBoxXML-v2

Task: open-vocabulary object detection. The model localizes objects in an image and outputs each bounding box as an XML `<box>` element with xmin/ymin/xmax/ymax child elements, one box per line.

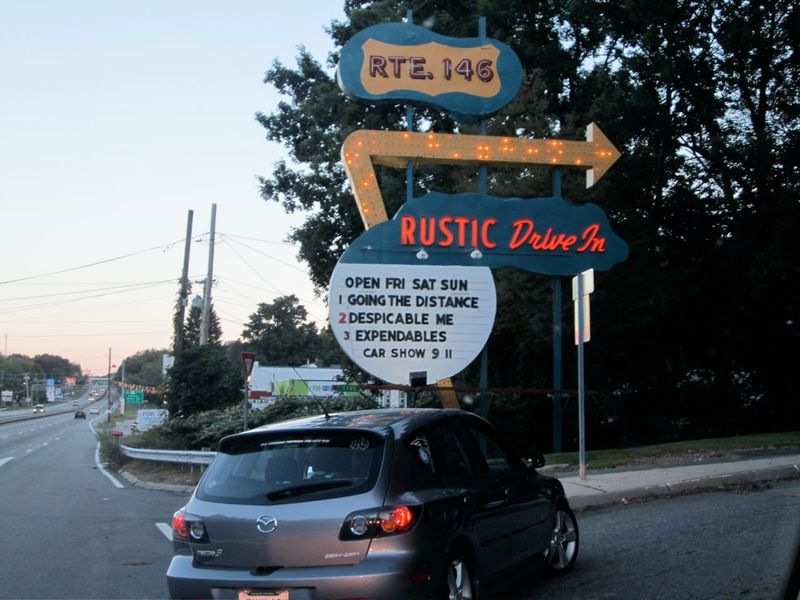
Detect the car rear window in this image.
<box><xmin>196</xmin><ymin>430</ymin><xmax>384</xmax><ymax>505</ymax></box>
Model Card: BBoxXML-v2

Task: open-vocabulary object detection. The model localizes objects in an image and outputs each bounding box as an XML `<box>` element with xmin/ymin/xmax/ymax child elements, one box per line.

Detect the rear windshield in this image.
<box><xmin>196</xmin><ymin>430</ymin><xmax>384</xmax><ymax>505</ymax></box>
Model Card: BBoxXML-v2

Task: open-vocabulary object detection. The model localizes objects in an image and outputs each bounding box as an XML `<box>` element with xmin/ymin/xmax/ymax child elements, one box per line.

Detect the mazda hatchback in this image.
<box><xmin>166</xmin><ymin>409</ymin><xmax>578</xmax><ymax>599</ymax></box>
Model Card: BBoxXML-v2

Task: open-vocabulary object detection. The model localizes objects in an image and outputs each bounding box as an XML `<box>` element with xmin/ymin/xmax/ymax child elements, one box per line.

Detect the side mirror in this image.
<box><xmin>522</xmin><ymin>451</ymin><xmax>546</xmax><ymax>469</ymax></box>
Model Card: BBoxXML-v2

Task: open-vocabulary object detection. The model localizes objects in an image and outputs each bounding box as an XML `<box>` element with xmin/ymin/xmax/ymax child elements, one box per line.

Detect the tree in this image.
<box><xmin>184</xmin><ymin>295</ymin><xmax>223</xmax><ymax>347</ymax></box>
<box><xmin>118</xmin><ymin>349</ymin><xmax>167</xmax><ymax>388</ymax></box>
<box><xmin>241</xmin><ymin>295</ymin><xmax>325</xmax><ymax>365</ymax></box>
<box><xmin>257</xmin><ymin>0</ymin><xmax>799</xmax><ymax>446</ymax></box>
<box><xmin>165</xmin><ymin>345</ymin><xmax>243</xmax><ymax>418</ymax></box>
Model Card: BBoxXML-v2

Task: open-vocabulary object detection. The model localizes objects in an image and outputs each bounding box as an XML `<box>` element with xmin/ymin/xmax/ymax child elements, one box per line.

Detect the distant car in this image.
<box><xmin>32</xmin><ymin>404</ymin><xmax>45</xmax><ymax>414</ymax></box>
<box><xmin>74</xmin><ymin>409</ymin><xmax>86</xmax><ymax>419</ymax></box>
<box><xmin>89</xmin><ymin>407</ymin><xmax>99</xmax><ymax>415</ymax></box>
<box><xmin>167</xmin><ymin>409</ymin><xmax>579</xmax><ymax>600</ymax></box>
<box><xmin>72</xmin><ymin>401</ymin><xmax>80</xmax><ymax>408</ymax></box>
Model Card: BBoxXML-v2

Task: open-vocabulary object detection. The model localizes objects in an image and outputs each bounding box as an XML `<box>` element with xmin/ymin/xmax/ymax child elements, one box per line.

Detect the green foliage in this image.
<box><xmin>164</xmin><ymin>345</ymin><xmax>243</xmax><ymax>418</ymax></box>
<box><xmin>255</xmin><ymin>0</ymin><xmax>799</xmax><ymax>448</ymax></box>
<box><xmin>133</xmin><ymin>395</ymin><xmax>380</xmax><ymax>451</ymax></box>
<box><xmin>241</xmin><ymin>295</ymin><xmax>343</xmax><ymax>366</ymax></box>
<box><xmin>184</xmin><ymin>301</ymin><xmax>222</xmax><ymax>347</ymax></box>
<box><xmin>0</xmin><ymin>353</ymin><xmax>81</xmax><ymax>398</ymax></box>
<box><xmin>118</xmin><ymin>348</ymin><xmax>167</xmax><ymax>388</ymax></box>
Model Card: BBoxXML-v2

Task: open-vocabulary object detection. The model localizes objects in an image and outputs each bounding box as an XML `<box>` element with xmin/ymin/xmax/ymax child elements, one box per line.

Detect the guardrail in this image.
<box><xmin>120</xmin><ymin>445</ymin><xmax>216</xmax><ymax>465</ymax></box>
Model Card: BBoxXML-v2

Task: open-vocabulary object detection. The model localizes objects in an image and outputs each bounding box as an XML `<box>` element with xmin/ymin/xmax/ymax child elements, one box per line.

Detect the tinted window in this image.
<box><xmin>405</xmin><ymin>422</ymin><xmax>472</xmax><ymax>479</ymax></box>
<box><xmin>464</xmin><ymin>425</ymin><xmax>513</xmax><ymax>473</ymax></box>
<box><xmin>196</xmin><ymin>431</ymin><xmax>383</xmax><ymax>505</ymax></box>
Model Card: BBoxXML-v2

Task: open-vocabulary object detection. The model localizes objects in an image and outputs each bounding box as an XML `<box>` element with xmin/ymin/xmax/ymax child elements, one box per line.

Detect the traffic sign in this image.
<box><xmin>241</xmin><ymin>352</ymin><xmax>256</xmax><ymax>378</ymax></box>
<box><xmin>124</xmin><ymin>390</ymin><xmax>145</xmax><ymax>404</ymax></box>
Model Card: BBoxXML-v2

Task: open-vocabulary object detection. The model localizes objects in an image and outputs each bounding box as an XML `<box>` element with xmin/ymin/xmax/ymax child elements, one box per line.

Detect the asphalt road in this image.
<box><xmin>0</xmin><ymin>411</ymin><xmax>186</xmax><ymax>599</ymax></box>
<box><xmin>2</xmin><ymin>414</ymin><xmax>798</xmax><ymax>599</ymax></box>
<box><xmin>499</xmin><ymin>478</ymin><xmax>800</xmax><ymax>599</ymax></box>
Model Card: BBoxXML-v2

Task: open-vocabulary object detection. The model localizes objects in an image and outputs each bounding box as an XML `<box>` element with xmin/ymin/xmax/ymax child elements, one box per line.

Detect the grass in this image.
<box><xmin>544</xmin><ymin>431</ymin><xmax>800</xmax><ymax>471</ymax></box>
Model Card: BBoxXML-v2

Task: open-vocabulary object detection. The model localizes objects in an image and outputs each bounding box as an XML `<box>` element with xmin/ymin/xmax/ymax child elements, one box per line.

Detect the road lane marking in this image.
<box><xmin>0</xmin><ymin>457</ymin><xmax>13</xmax><ymax>468</ymax></box>
<box><xmin>94</xmin><ymin>444</ymin><xmax>124</xmax><ymax>488</ymax></box>
<box><xmin>156</xmin><ymin>523</ymin><xmax>172</xmax><ymax>541</ymax></box>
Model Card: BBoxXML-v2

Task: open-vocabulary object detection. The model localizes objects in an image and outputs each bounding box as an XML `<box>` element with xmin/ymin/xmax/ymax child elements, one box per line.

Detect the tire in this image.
<box><xmin>543</xmin><ymin>504</ymin><xmax>579</xmax><ymax>575</ymax></box>
<box><xmin>442</xmin><ymin>549</ymin><xmax>476</xmax><ymax>600</ymax></box>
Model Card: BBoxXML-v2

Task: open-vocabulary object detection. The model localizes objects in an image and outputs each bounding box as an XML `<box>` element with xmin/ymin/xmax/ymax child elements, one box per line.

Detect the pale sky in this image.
<box><xmin>0</xmin><ymin>0</ymin><xmax>346</xmax><ymax>375</ymax></box>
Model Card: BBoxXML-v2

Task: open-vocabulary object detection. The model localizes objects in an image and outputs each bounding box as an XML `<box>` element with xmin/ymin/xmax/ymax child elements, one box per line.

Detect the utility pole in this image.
<box><xmin>175</xmin><ymin>210</ymin><xmax>194</xmax><ymax>354</ymax></box>
<box><xmin>107</xmin><ymin>348</ymin><xmax>112</xmax><ymax>423</ymax></box>
<box><xmin>199</xmin><ymin>203</ymin><xmax>217</xmax><ymax>346</ymax></box>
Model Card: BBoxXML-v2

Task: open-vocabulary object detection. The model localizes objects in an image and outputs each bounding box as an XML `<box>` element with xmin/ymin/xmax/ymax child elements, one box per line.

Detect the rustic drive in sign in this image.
<box><xmin>337</xmin><ymin>191</ymin><xmax>628</xmax><ymax>276</ymax></box>
<box><xmin>329</xmin><ymin>263</ymin><xmax>496</xmax><ymax>384</ymax></box>
<box><xmin>331</xmin><ymin>16</ymin><xmax>627</xmax><ymax>387</ymax></box>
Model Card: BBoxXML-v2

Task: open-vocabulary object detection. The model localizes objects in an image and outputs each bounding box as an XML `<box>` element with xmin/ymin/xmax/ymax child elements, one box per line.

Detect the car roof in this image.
<box><xmin>221</xmin><ymin>408</ymin><xmax>487</xmax><ymax>448</ymax></box>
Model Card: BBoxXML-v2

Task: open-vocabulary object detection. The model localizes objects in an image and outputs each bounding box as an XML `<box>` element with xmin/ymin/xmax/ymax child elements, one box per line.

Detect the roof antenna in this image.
<box><xmin>291</xmin><ymin>366</ymin><xmax>330</xmax><ymax>420</ymax></box>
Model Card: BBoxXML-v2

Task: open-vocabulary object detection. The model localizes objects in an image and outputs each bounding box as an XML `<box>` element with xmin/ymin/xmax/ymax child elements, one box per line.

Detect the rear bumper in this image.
<box><xmin>166</xmin><ymin>552</ymin><xmax>437</xmax><ymax>600</ymax></box>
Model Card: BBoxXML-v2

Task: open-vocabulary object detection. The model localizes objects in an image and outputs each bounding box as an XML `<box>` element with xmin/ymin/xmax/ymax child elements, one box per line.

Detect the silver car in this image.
<box><xmin>166</xmin><ymin>409</ymin><xmax>578</xmax><ymax>599</ymax></box>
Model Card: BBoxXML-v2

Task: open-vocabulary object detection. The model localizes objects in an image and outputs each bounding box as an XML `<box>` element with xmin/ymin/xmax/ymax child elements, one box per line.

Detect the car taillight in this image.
<box><xmin>340</xmin><ymin>505</ymin><xmax>421</xmax><ymax>540</ymax></box>
<box><xmin>379</xmin><ymin>506</ymin><xmax>414</xmax><ymax>533</ymax></box>
<box><xmin>172</xmin><ymin>509</ymin><xmax>189</xmax><ymax>539</ymax></box>
<box><xmin>172</xmin><ymin>508</ymin><xmax>207</xmax><ymax>542</ymax></box>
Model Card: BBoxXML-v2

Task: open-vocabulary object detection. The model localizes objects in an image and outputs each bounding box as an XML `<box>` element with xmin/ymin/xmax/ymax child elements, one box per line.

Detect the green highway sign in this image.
<box><xmin>125</xmin><ymin>390</ymin><xmax>145</xmax><ymax>405</ymax></box>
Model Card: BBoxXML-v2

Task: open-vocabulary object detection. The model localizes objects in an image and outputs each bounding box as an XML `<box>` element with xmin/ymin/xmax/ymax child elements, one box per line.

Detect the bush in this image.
<box><xmin>129</xmin><ymin>395</ymin><xmax>380</xmax><ymax>451</ymax></box>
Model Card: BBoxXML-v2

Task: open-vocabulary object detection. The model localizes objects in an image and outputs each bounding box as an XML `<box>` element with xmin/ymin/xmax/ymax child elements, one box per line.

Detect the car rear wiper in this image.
<box><xmin>266</xmin><ymin>480</ymin><xmax>354</xmax><ymax>500</ymax></box>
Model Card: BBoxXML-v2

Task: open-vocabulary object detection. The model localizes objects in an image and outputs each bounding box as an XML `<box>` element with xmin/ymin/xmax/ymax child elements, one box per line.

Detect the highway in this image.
<box><xmin>0</xmin><ymin>409</ymin><xmax>185</xmax><ymax>599</ymax></box>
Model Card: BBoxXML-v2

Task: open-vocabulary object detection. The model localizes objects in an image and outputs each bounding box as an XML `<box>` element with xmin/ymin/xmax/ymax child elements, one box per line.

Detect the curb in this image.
<box><xmin>119</xmin><ymin>468</ymin><xmax>197</xmax><ymax>495</ymax></box>
<box><xmin>569</xmin><ymin>463</ymin><xmax>800</xmax><ymax>511</ymax></box>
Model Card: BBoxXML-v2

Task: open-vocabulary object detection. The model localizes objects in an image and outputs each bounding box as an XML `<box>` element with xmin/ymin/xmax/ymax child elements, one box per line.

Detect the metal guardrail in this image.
<box><xmin>120</xmin><ymin>445</ymin><xmax>216</xmax><ymax>465</ymax></box>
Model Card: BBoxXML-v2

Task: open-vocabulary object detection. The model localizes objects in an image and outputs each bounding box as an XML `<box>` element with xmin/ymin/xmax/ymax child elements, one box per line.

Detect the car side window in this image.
<box><xmin>407</xmin><ymin>432</ymin><xmax>436</xmax><ymax>474</ymax></box>
<box><xmin>464</xmin><ymin>424</ymin><xmax>513</xmax><ymax>473</ymax></box>
<box><xmin>405</xmin><ymin>423</ymin><xmax>473</xmax><ymax>479</ymax></box>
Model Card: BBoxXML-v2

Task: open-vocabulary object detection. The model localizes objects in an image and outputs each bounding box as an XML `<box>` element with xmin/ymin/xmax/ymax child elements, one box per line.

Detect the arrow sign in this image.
<box><xmin>342</xmin><ymin>123</ymin><xmax>621</xmax><ymax>228</ymax></box>
<box><xmin>241</xmin><ymin>352</ymin><xmax>256</xmax><ymax>378</ymax></box>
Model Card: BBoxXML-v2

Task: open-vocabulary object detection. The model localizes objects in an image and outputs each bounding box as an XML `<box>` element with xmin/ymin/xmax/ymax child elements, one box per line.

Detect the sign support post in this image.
<box><xmin>573</xmin><ymin>269</ymin><xmax>594</xmax><ymax>480</ymax></box>
<box><xmin>241</xmin><ymin>352</ymin><xmax>256</xmax><ymax>431</ymax></box>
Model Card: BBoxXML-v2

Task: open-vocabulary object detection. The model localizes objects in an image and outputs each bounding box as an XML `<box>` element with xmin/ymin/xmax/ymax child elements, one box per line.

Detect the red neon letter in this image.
<box><xmin>420</xmin><ymin>216</ymin><xmax>436</xmax><ymax>246</ymax></box>
<box><xmin>400</xmin><ymin>216</ymin><xmax>416</xmax><ymax>245</ymax></box>
<box><xmin>509</xmin><ymin>219</ymin><xmax>533</xmax><ymax>249</ymax></box>
<box><xmin>481</xmin><ymin>218</ymin><xmax>497</xmax><ymax>249</ymax></box>
<box><xmin>438</xmin><ymin>216</ymin><xmax>454</xmax><ymax>247</ymax></box>
<box><xmin>453</xmin><ymin>217</ymin><xmax>469</xmax><ymax>247</ymax></box>
<box><xmin>576</xmin><ymin>224</ymin><xmax>606</xmax><ymax>252</ymax></box>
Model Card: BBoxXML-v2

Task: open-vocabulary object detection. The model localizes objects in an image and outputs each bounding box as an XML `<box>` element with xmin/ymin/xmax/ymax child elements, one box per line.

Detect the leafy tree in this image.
<box><xmin>33</xmin><ymin>354</ymin><xmax>81</xmax><ymax>380</ymax></box>
<box><xmin>118</xmin><ymin>349</ymin><xmax>167</xmax><ymax>388</ymax></box>
<box><xmin>257</xmin><ymin>0</ymin><xmax>799</xmax><ymax>447</ymax></box>
<box><xmin>241</xmin><ymin>295</ymin><xmax>327</xmax><ymax>365</ymax></box>
<box><xmin>165</xmin><ymin>345</ymin><xmax>243</xmax><ymax>418</ymax></box>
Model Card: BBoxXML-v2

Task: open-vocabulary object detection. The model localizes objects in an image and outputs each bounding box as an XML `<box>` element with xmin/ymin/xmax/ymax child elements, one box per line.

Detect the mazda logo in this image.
<box><xmin>256</xmin><ymin>515</ymin><xmax>278</xmax><ymax>533</ymax></box>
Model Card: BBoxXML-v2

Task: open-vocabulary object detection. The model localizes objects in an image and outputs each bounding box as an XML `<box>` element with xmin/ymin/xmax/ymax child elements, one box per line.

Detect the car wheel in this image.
<box><xmin>544</xmin><ymin>504</ymin><xmax>579</xmax><ymax>575</ymax></box>
<box><xmin>443</xmin><ymin>550</ymin><xmax>475</xmax><ymax>600</ymax></box>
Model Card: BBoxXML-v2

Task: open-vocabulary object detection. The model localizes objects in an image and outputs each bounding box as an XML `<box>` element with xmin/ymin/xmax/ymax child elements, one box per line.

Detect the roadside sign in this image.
<box><xmin>572</xmin><ymin>269</ymin><xmax>594</xmax><ymax>345</ymax></box>
<box><xmin>241</xmin><ymin>352</ymin><xmax>256</xmax><ymax>379</ymax></box>
<box><xmin>124</xmin><ymin>390</ymin><xmax>145</xmax><ymax>404</ymax></box>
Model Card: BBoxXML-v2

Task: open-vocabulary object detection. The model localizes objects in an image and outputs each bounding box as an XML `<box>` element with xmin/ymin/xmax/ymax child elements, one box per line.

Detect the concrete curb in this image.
<box><xmin>118</xmin><ymin>468</ymin><xmax>196</xmax><ymax>495</ymax></box>
<box><xmin>569</xmin><ymin>463</ymin><xmax>800</xmax><ymax>511</ymax></box>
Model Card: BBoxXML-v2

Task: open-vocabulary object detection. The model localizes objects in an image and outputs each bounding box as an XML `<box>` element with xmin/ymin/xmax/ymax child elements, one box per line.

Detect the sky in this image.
<box><xmin>0</xmin><ymin>0</ymin><xmax>346</xmax><ymax>375</ymax></box>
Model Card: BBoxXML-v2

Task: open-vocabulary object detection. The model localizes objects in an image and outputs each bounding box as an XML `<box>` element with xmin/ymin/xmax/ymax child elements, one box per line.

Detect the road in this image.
<box><xmin>1</xmin><ymin>414</ymin><xmax>798</xmax><ymax>599</ymax></box>
<box><xmin>500</xmin><ymin>478</ymin><xmax>800</xmax><ymax>599</ymax></box>
<box><xmin>0</xmin><ymin>411</ymin><xmax>186</xmax><ymax>599</ymax></box>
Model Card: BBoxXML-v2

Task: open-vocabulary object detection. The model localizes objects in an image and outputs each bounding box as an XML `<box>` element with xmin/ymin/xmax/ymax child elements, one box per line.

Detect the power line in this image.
<box><xmin>0</xmin><ymin>239</ymin><xmax>185</xmax><ymax>286</ymax></box>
